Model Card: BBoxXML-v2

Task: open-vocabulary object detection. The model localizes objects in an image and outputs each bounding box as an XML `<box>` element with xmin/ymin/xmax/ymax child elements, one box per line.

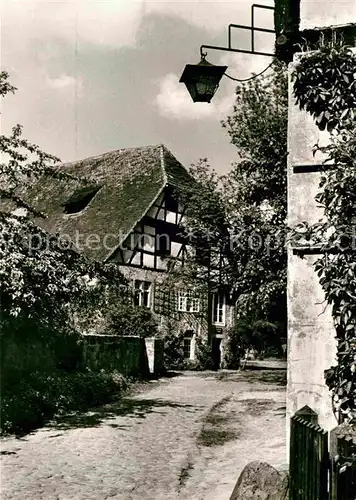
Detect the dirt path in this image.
<box><xmin>1</xmin><ymin>369</ymin><xmax>287</xmax><ymax>500</ymax></box>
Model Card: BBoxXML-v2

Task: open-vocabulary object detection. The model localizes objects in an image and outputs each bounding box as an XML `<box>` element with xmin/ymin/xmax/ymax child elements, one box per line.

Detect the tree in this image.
<box><xmin>167</xmin><ymin>61</ymin><xmax>288</xmax><ymax>353</ymax></box>
<box><xmin>221</xmin><ymin>60</ymin><xmax>288</xmax><ymax>319</ymax></box>
<box><xmin>0</xmin><ymin>71</ymin><xmax>126</xmax><ymax>331</ymax></box>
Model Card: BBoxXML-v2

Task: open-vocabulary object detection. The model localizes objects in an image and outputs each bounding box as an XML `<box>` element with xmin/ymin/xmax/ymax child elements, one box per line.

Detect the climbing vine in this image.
<box><xmin>292</xmin><ymin>44</ymin><xmax>356</xmax><ymax>423</ymax></box>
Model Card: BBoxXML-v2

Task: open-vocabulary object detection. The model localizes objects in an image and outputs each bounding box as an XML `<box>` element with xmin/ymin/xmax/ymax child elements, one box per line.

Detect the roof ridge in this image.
<box><xmin>160</xmin><ymin>144</ymin><xmax>168</xmax><ymax>186</ymax></box>
<box><xmin>60</xmin><ymin>144</ymin><xmax>164</xmax><ymax>168</ymax></box>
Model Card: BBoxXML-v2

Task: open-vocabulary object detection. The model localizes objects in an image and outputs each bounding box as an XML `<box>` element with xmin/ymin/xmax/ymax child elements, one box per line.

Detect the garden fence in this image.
<box><xmin>289</xmin><ymin>406</ymin><xmax>356</xmax><ymax>500</ymax></box>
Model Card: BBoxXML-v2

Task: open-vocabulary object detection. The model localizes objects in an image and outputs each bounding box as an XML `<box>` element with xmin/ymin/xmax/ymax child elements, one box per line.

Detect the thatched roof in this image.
<box><xmin>22</xmin><ymin>145</ymin><xmax>192</xmax><ymax>261</ymax></box>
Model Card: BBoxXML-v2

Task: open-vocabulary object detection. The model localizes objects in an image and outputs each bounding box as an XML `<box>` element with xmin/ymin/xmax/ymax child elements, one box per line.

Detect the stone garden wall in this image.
<box><xmin>2</xmin><ymin>326</ymin><xmax>163</xmax><ymax>383</ymax></box>
<box><xmin>81</xmin><ymin>334</ymin><xmax>150</xmax><ymax>377</ymax></box>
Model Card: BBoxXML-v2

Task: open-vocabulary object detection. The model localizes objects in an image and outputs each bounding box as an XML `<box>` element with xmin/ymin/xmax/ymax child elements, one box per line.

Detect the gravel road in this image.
<box><xmin>1</xmin><ymin>368</ymin><xmax>287</xmax><ymax>500</ymax></box>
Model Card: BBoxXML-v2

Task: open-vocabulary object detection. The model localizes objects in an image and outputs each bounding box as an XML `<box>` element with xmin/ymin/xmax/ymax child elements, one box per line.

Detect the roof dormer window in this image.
<box><xmin>63</xmin><ymin>185</ymin><xmax>101</xmax><ymax>214</ymax></box>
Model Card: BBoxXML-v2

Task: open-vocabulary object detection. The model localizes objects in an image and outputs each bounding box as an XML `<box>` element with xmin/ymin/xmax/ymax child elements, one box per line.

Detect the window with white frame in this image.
<box><xmin>134</xmin><ymin>280</ymin><xmax>152</xmax><ymax>308</ymax></box>
<box><xmin>177</xmin><ymin>290</ymin><xmax>200</xmax><ymax>313</ymax></box>
<box><xmin>213</xmin><ymin>292</ymin><xmax>226</xmax><ymax>325</ymax></box>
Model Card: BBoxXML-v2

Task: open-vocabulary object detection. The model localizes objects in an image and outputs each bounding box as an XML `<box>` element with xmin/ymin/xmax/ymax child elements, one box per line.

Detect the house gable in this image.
<box><xmin>18</xmin><ymin>144</ymin><xmax>192</xmax><ymax>262</ymax></box>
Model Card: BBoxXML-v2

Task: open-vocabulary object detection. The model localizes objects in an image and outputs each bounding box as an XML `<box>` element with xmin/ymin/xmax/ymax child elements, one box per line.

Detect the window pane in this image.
<box><xmin>142</xmin><ymin>234</ymin><xmax>155</xmax><ymax>252</ymax></box>
<box><xmin>165</xmin><ymin>210</ymin><xmax>176</xmax><ymax>224</ymax></box>
<box><xmin>178</xmin><ymin>291</ymin><xmax>187</xmax><ymax>311</ymax></box>
<box><xmin>171</xmin><ymin>241</ymin><xmax>181</xmax><ymax>257</ymax></box>
<box><xmin>156</xmin><ymin>233</ymin><xmax>170</xmax><ymax>255</ymax></box>
<box><xmin>134</xmin><ymin>281</ymin><xmax>152</xmax><ymax>308</ymax></box>
<box><xmin>131</xmin><ymin>252</ymin><xmax>141</xmax><ymax>266</ymax></box>
<box><xmin>157</xmin><ymin>208</ymin><xmax>165</xmax><ymax>220</ymax></box>
<box><xmin>191</xmin><ymin>298</ymin><xmax>200</xmax><ymax>313</ymax></box>
<box><xmin>143</xmin><ymin>253</ymin><xmax>155</xmax><ymax>268</ymax></box>
<box><xmin>156</xmin><ymin>256</ymin><xmax>167</xmax><ymax>270</ymax></box>
<box><xmin>213</xmin><ymin>293</ymin><xmax>225</xmax><ymax>324</ymax></box>
<box><xmin>183</xmin><ymin>338</ymin><xmax>191</xmax><ymax>359</ymax></box>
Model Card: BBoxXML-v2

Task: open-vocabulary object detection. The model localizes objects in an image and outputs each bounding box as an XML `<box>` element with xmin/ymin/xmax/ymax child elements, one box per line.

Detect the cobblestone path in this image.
<box><xmin>1</xmin><ymin>369</ymin><xmax>286</xmax><ymax>500</ymax></box>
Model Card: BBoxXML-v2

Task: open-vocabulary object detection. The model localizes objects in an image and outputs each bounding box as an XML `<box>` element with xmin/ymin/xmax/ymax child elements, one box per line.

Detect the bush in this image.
<box><xmin>222</xmin><ymin>328</ymin><xmax>244</xmax><ymax>369</ymax></box>
<box><xmin>222</xmin><ymin>314</ymin><xmax>286</xmax><ymax>368</ymax></box>
<box><xmin>1</xmin><ymin>317</ymin><xmax>83</xmax><ymax>389</ymax></box>
<box><xmin>225</xmin><ymin>312</ymin><xmax>284</xmax><ymax>359</ymax></box>
<box><xmin>194</xmin><ymin>338</ymin><xmax>215</xmax><ymax>370</ymax></box>
<box><xmin>163</xmin><ymin>331</ymin><xmax>214</xmax><ymax>371</ymax></box>
<box><xmin>0</xmin><ymin>317</ymin><xmax>130</xmax><ymax>435</ymax></box>
<box><xmin>163</xmin><ymin>331</ymin><xmax>186</xmax><ymax>370</ymax></box>
<box><xmin>0</xmin><ymin>369</ymin><xmax>127</xmax><ymax>435</ymax></box>
<box><xmin>107</xmin><ymin>303</ymin><xmax>157</xmax><ymax>338</ymax></box>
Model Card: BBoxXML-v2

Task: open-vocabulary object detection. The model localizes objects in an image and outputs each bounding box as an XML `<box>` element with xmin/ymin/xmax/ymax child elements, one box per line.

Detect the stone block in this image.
<box><xmin>229</xmin><ymin>461</ymin><xmax>288</xmax><ymax>500</ymax></box>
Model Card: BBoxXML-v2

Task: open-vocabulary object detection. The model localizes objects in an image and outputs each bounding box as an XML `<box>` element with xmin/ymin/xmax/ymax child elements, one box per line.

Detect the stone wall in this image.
<box><xmin>2</xmin><ymin>326</ymin><xmax>162</xmax><ymax>387</ymax></box>
<box><xmin>287</xmin><ymin>18</ymin><xmax>356</xmax><ymax>442</ymax></box>
<box><xmin>81</xmin><ymin>334</ymin><xmax>150</xmax><ymax>377</ymax></box>
<box><xmin>287</xmin><ymin>56</ymin><xmax>337</xmax><ymax>436</ymax></box>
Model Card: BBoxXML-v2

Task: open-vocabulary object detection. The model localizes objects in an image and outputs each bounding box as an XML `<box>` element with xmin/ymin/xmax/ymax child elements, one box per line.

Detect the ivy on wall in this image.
<box><xmin>292</xmin><ymin>44</ymin><xmax>356</xmax><ymax>423</ymax></box>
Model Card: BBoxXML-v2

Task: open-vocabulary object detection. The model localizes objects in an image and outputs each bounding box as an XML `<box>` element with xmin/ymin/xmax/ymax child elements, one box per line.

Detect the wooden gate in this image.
<box><xmin>330</xmin><ymin>425</ymin><xmax>356</xmax><ymax>500</ymax></box>
<box><xmin>289</xmin><ymin>407</ymin><xmax>356</xmax><ymax>499</ymax></box>
<box><xmin>289</xmin><ymin>406</ymin><xmax>329</xmax><ymax>500</ymax></box>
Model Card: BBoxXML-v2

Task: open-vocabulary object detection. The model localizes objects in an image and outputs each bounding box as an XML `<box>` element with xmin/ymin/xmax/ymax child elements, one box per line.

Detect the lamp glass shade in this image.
<box><xmin>179</xmin><ymin>58</ymin><xmax>228</xmax><ymax>103</ymax></box>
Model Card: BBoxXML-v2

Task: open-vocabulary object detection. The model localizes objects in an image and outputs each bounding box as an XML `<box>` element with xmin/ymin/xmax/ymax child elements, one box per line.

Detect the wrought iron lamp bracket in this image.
<box><xmin>200</xmin><ymin>3</ymin><xmax>275</xmax><ymax>59</ymax></box>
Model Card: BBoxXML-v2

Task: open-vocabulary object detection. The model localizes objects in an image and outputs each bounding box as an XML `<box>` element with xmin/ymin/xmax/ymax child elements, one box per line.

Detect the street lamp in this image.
<box><xmin>180</xmin><ymin>3</ymin><xmax>275</xmax><ymax>103</ymax></box>
<box><xmin>179</xmin><ymin>54</ymin><xmax>227</xmax><ymax>103</ymax></box>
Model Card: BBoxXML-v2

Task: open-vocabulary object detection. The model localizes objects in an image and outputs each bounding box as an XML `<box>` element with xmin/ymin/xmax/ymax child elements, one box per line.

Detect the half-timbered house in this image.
<box><xmin>23</xmin><ymin>144</ymin><xmax>234</xmax><ymax>363</ymax></box>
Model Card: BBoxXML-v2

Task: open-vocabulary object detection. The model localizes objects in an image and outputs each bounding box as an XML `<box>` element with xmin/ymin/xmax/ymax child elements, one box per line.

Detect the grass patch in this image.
<box><xmin>240</xmin><ymin>370</ymin><xmax>287</xmax><ymax>386</ymax></box>
<box><xmin>216</xmin><ymin>369</ymin><xmax>287</xmax><ymax>386</ymax></box>
<box><xmin>204</xmin><ymin>413</ymin><xmax>229</xmax><ymax>426</ymax></box>
<box><xmin>197</xmin><ymin>428</ymin><xmax>237</xmax><ymax>447</ymax></box>
<box><xmin>238</xmin><ymin>398</ymin><xmax>275</xmax><ymax>416</ymax></box>
<box><xmin>178</xmin><ymin>460</ymin><xmax>194</xmax><ymax>489</ymax></box>
<box><xmin>197</xmin><ymin>395</ymin><xmax>238</xmax><ymax>448</ymax></box>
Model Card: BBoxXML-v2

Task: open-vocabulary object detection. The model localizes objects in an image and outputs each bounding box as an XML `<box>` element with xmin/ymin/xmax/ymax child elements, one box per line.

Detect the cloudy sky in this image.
<box><xmin>1</xmin><ymin>0</ymin><xmax>275</xmax><ymax>174</ymax></box>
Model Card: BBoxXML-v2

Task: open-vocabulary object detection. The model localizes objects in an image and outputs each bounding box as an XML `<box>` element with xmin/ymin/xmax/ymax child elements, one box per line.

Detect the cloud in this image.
<box><xmin>1</xmin><ymin>0</ymin><xmax>144</xmax><ymax>56</ymax></box>
<box><xmin>147</xmin><ymin>0</ymin><xmax>274</xmax><ymax>36</ymax></box>
<box><xmin>46</xmin><ymin>73</ymin><xmax>77</xmax><ymax>89</ymax></box>
<box><xmin>2</xmin><ymin>0</ymin><xmax>274</xmax><ymax>51</ymax></box>
<box><xmin>45</xmin><ymin>73</ymin><xmax>84</xmax><ymax>99</ymax></box>
<box><xmin>1</xmin><ymin>0</ymin><xmax>273</xmax><ymax>173</ymax></box>
<box><xmin>220</xmin><ymin>52</ymin><xmax>274</xmax><ymax>80</ymax></box>
<box><xmin>155</xmin><ymin>73</ymin><xmax>235</xmax><ymax>121</ymax></box>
